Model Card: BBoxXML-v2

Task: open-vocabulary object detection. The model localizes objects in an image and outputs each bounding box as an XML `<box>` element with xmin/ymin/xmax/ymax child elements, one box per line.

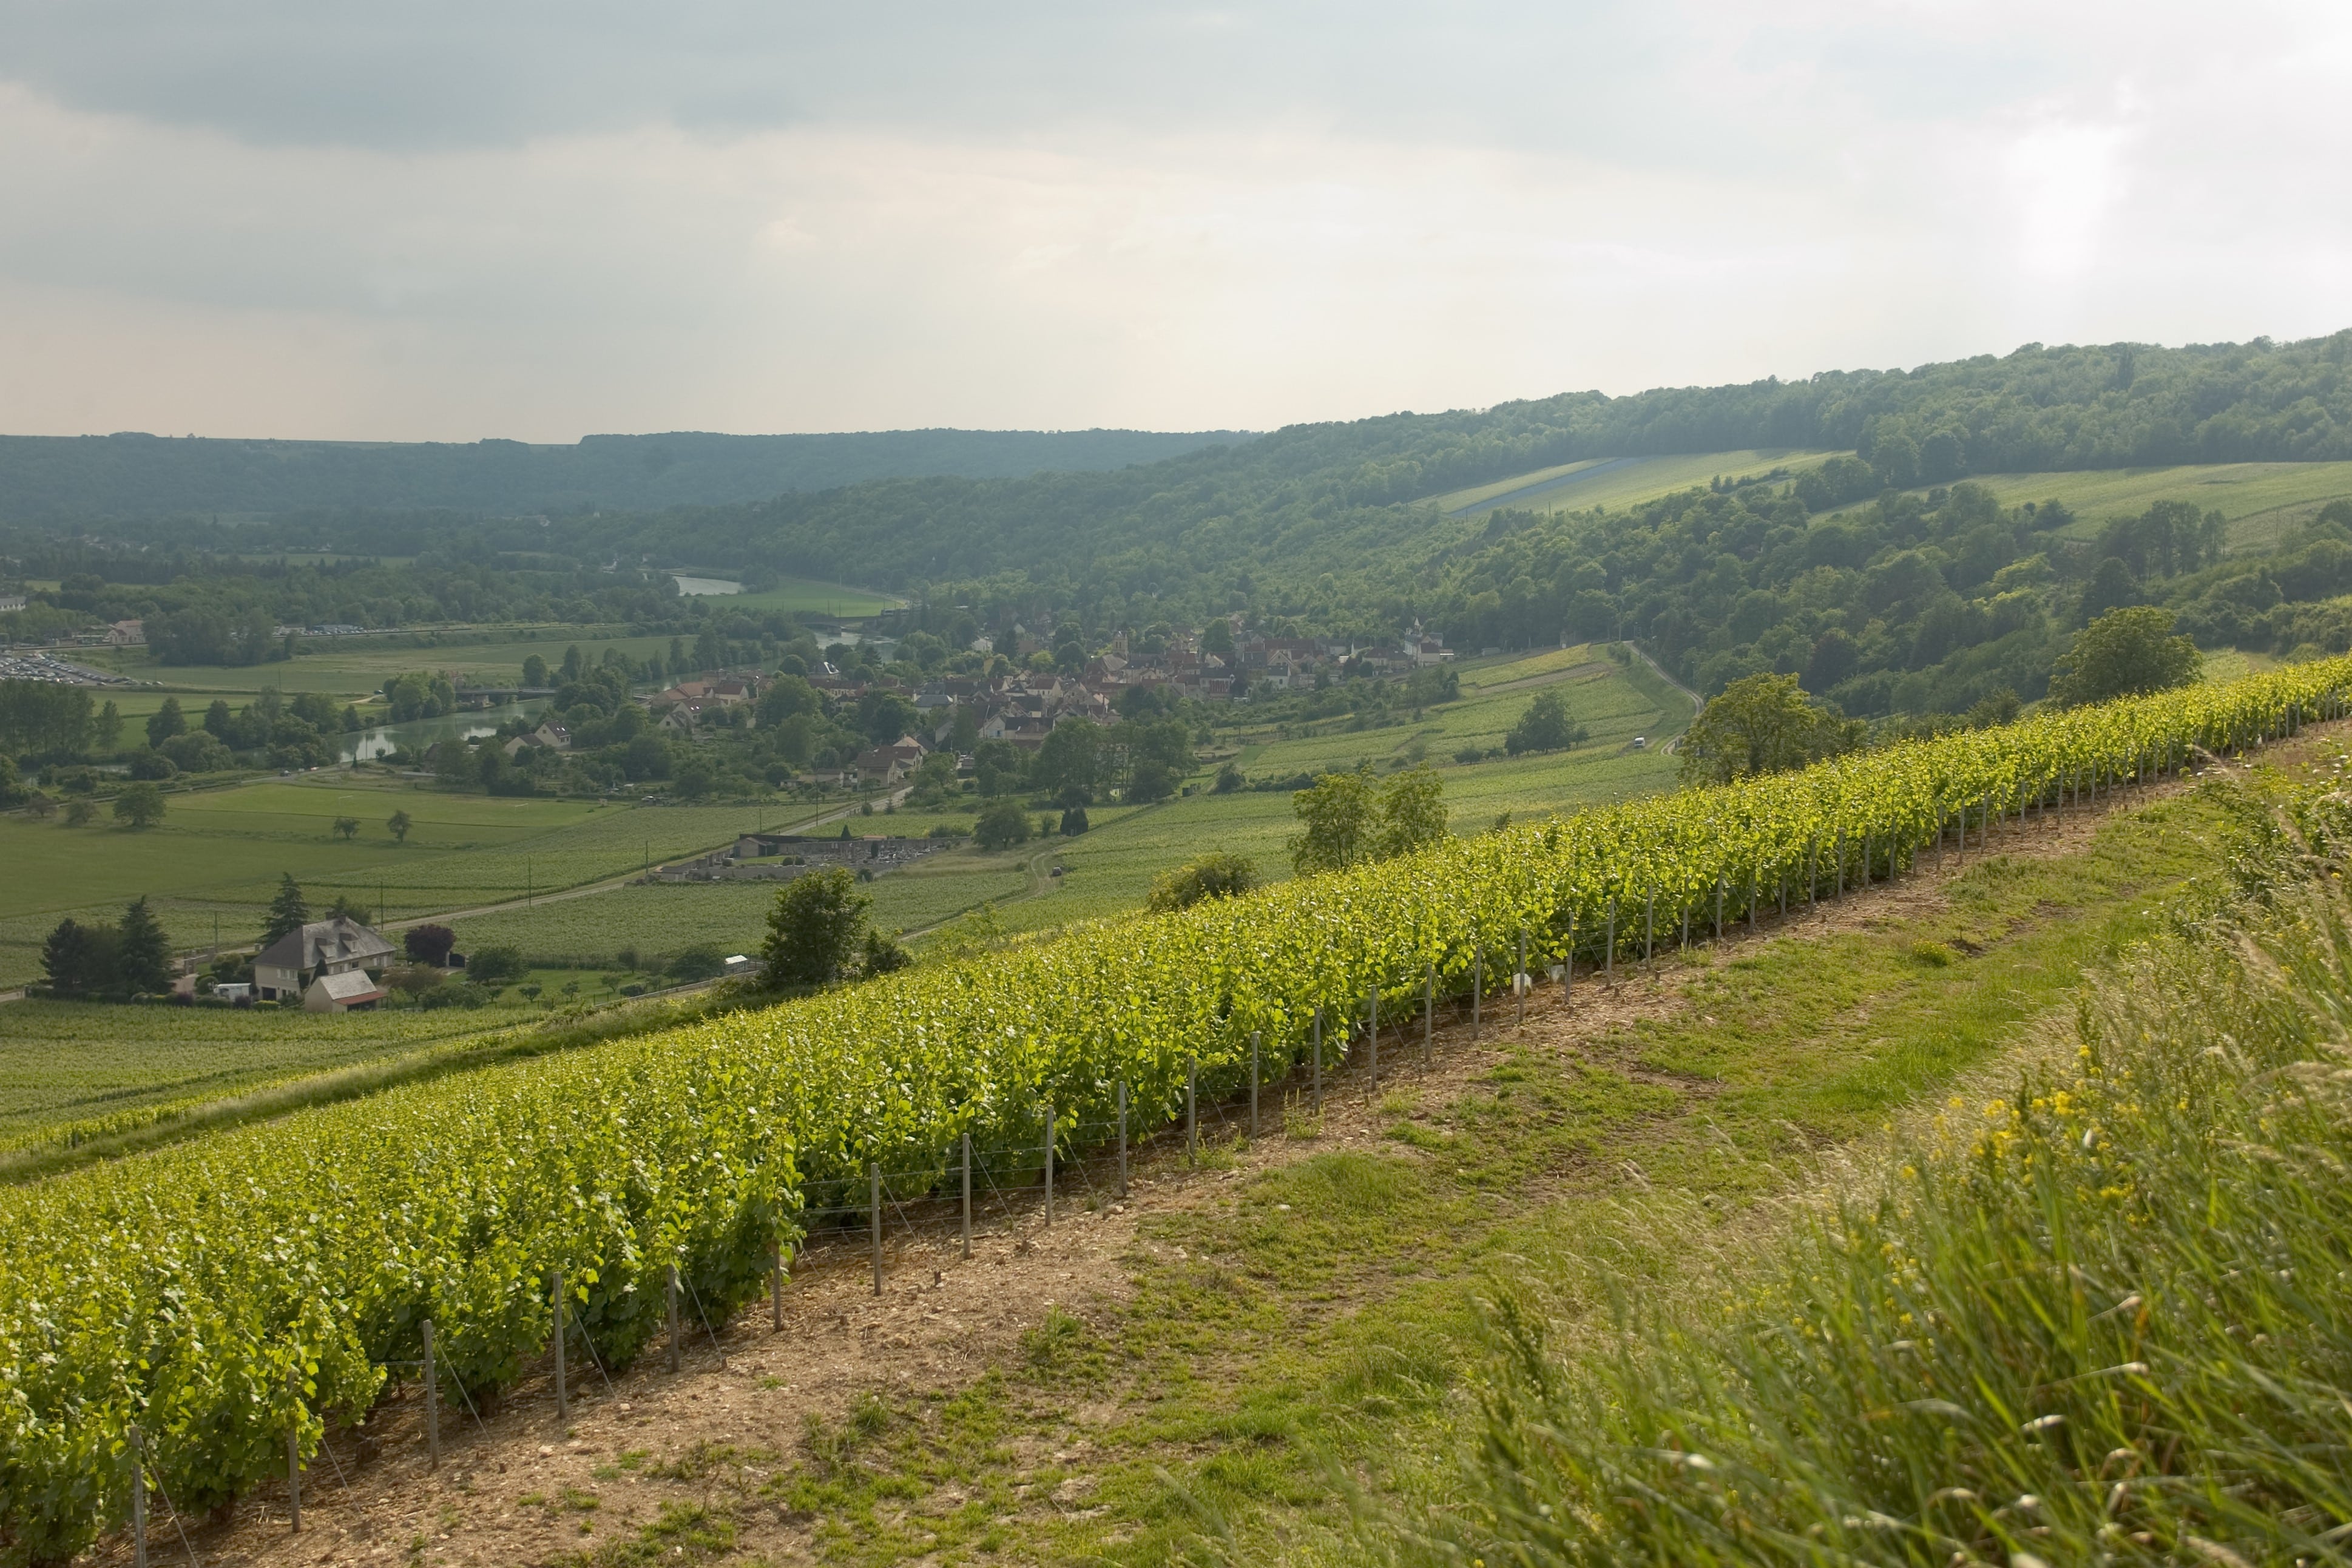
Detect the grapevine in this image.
<box><xmin>0</xmin><ymin>659</ymin><xmax>2342</xmax><ymax>1563</ymax></box>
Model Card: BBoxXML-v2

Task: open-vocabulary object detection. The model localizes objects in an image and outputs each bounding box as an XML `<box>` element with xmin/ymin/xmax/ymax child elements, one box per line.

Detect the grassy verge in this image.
<box><xmin>586</xmin><ymin>779</ymin><xmax>2240</xmax><ymax>1566</ymax></box>
<box><xmin>1436</xmin><ymin>777</ymin><xmax>2352</xmax><ymax>1565</ymax></box>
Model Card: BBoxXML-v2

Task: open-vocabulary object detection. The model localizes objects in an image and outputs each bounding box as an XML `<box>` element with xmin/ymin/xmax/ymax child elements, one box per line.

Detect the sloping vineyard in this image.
<box><xmin>2</xmin><ymin>659</ymin><xmax>2347</xmax><ymax>1563</ymax></box>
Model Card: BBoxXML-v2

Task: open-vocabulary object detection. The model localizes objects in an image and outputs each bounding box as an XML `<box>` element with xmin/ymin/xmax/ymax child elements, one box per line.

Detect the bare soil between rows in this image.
<box><xmin>82</xmin><ymin>749</ymin><xmax>2287</xmax><ymax>1567</ymax></box>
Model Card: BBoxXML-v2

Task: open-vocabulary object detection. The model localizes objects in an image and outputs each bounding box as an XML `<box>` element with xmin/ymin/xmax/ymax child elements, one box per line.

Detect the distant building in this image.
<box><xmin>104</xmin><ymin>620</ymin><xmax>145</xmax><ymax>646</ymax></box>
<box><xmin>305</xmin><ymin>969</ymin><xmax>388</xmax><ymax>1013</ymax></box>
<box><xmin>502</xmin><ymin>721</ymin><xmax>572</xmax><ymax>758</ymax></box>
<box><xmin>252</xmin><ymin>916</ymin><xmax>396</xmax><ymax>1004</ymax></box>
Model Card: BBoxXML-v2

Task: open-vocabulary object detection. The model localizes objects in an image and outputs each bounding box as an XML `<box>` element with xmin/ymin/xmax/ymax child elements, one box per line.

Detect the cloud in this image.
<box><xmin>0</xmin><ymin>1</ymin><xmax>2345</xmax><ymax>440</ymax></box>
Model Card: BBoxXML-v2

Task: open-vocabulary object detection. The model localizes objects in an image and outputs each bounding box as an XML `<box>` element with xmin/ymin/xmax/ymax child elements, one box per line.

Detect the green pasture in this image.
<box><xmin>8</xmin><ymin>644</ymin><xmax>1692</xmax><ymax>984</ymax></box>
<box><xmin>76</xmin><ymin>629</ymin><xmax>678</xmax><ymax>706</ymax></box>
<box><xmin>441</xmin><ymin>648</ymin><xmax>1694</xmax><ymax>964</ymax></box>
<box><xmin>985</xmin><ymin>743</ymin><xmax>1685</xmax><ymax>939</ymax></box>
<box><xmin>1429</xmin><ymin>449</ymin><xmax>1842</xmax><ymax>518</ymax></box>
<box><xmin>722</xmin><ymin>577</ymin><xmax>905</xmax><ymax>617</ymax></box>
<box><xmin>1234</xmin><ymin>660</ymin><xmax>1669</xmax><ymax>779</ymax></box>
<box><xmin>1827</xmin><ymin>460</ymin><xmax>2352</xmax><ymax>548</ymax></box>
<box><xmin>447</xmin><ymin>844</ymin><xmax>1047</xmax><ymax>967</ymax></box>
<box><xmin>0</xmin><ymin>777</ymin><xmax>791</xmax><ymax>987</ymax></box>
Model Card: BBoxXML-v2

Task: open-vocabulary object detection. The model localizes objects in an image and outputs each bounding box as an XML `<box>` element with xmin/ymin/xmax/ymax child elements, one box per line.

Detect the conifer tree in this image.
<box><xmin>262</xmin><ymin>873</ymin><xmax>310</xmax><ymax>948</ymax></box>
<box><xmin>115</xmin><ymin>896</ymin><xmax>173</xmax><ymax>995</ymax></box>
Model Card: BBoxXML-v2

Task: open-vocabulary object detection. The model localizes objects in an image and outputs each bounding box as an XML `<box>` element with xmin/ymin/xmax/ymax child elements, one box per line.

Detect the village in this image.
<box><xmin>485</xmin><ymin>618</ymin><xmax>1464</xmax><ymax>791</ymax></box>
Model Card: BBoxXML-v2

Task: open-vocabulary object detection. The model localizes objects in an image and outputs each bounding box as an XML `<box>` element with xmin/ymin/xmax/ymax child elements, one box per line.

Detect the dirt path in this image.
<box><xmin>86</xmin><ymin>752</ymin><xmax>2280</xmax><ymax>1567</ymax></box>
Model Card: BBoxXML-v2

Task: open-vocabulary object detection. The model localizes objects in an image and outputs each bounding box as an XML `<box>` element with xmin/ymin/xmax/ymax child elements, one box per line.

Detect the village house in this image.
<box><xmin>502</xmin><ymin>720</ymin><xmax>572</xmax><ymax>758</ymax></box>
<box><xmin>103</xmin><ymin>620</ymin><xmax>145</xmax><ymax>646</ymax></box>
<box><xmin>851</xmin><ymin>732</ymin><xmax>928</xmax><ymax>783</ymax></box>
<box><xmin>251</xmin><ymin>916</ymin><xmax>395</xmax><ymax>1010</ymax></box>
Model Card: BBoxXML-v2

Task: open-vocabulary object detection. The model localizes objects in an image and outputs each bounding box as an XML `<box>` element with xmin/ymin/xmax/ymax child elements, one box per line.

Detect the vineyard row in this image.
<box><xmin>1</xmin><ymin>658</ymin><xmax>2344</xmax><ymax>1563</ymax></box>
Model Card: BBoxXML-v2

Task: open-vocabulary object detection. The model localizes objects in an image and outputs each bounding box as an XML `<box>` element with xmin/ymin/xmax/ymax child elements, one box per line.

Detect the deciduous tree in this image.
<box><xmin>2049</xmin><ymin>606</ymin><xmax>2201</xmax><ymax>707</ymax></box>
<box><xmin>112</xmin><ymin>782</ymin><xmax>166</xmax><ymax>830</ymax></box>
<box><xmin>1679</xmin><ymin>673</ymin><xmax>1862</xmax><ymax>786</ymax></box>
<box><xmin>760</xmin><ymin>867</ymin><xmax>870</xmax><ymax>986</ymax></box>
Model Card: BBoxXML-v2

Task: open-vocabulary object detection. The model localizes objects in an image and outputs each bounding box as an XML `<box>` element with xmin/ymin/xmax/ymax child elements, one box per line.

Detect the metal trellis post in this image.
<box><xmin>552</xmin><ymin>1268</ymin><xmax>566</xmax><ymax>1424</ymax></box>
<box><xmin>1187</xmin><ymin>1054</ymin><xmax>1198</xmax><ymax>1161</ymax></box>
<box><xmin>422</xmin><ymin>1317</ymin><xmax>439</xmax><ymax>1467</ymax></box>
<box><xmin>1313</xmin><ymin>1008</ymin><xmax>1324</xmax><ymax>1111</ymax></box>
<box><xmin>288</xmin><ymin>1364</ymin><xmax>302</xmax><ymax>1532</ymax></box>
<box><xmin>1251</xmin><ymin>1032</ymin><xmax>1262</xmax><ymax>1137</ymax></box>
<box><xmin>1423</xmin><ymin>967</ymin><xmax>1433</xmax><ymax>1067</ymax></box>
<box><xmin>667</xmin><ymin>1264</ymin><xmax>682</xmax><ymax>1373</ymax></box>
<box><xmin>130</xmin><ymin>1425</ymin><xmax>147</xmax><ymax>1568</ymax></box>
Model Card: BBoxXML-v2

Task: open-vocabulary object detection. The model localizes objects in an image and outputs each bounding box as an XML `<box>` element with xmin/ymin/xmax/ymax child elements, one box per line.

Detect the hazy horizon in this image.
<box><xmin>4</xmin><ymin>1</ymin><xmax>2347</xmax><ymax>444</ymax></box>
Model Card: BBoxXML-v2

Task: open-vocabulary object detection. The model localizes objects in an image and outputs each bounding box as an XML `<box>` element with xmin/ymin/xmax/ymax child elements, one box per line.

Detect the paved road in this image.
<box><xmin>1626</xmin><ymin>642</ymin><xmax>1703</xmax><ymax>715</ymax></box>
<box><xmin>388</xmin><ymin>787</ymin><xmax>910</xmax><ymax>931</ymax></box>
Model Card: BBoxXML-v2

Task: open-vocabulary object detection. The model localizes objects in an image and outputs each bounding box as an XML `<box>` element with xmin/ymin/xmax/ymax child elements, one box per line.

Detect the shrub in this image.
<box><xmin>1502</xmin><ymin>688</ymin><xmax>1587</xmax><ymax>755</ymax></box>
<box><xmin>665</xmin><ymin>942</ymin><xmax>728</xmax><ymax>983</ymax></box>
<box><xmin>973</xmin><ymin>799</ymin><xmax>1032</xmax><ymax>851</ymax></box>
<box><xmin>404</xmin><ymin>924</ymin><xmax>456</xmax><ymax>965</ymax></box>
<box><xmin>1146</xmin><ymin>853</ymin><xmax>1262</xmax><ymax>913</ymax></box>
<box><xmin>160</xmin><ymin>731</ymin><xmax>234</xmax><ymax>772</ymax></box>
<box><xmin>466</xmin><ymin>945</ymin><xmax>527</xmax><ymax>985</ymax></box>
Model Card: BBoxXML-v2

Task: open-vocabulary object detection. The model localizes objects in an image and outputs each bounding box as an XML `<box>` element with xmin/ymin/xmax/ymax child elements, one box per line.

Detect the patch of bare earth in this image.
<box><xmin>81</xmin><ymin>749</ymin><xmax>2308</xmax><ymax>1567</ymax></box>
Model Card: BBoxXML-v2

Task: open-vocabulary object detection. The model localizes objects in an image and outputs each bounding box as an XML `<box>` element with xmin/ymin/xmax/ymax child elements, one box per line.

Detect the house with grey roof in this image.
<box><xmin>253</xmin><ymin>916</ymin><xmax>397</xmax><ymax>1004</ymax></box>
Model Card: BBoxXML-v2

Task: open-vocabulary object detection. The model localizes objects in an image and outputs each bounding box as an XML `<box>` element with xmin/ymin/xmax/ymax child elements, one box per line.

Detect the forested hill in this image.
<box><xmin>536</xmin><ymin>331</ymin><xmax>2352</xmax><ymax>598</ymax></box>
<box><xmin>0</xmin><ymin>427</ymin><xmax>1253</xmax><ymax>520</ymax></box>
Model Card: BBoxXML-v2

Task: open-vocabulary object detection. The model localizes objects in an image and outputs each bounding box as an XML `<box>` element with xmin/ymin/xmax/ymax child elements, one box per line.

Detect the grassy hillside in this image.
<box><xmin>200</xmin><ymin>332</ymin><xmax>2348</xmax><ymax>624</ymax></box>
<box><xmin>1430</xmin><ymin>448</ymin><xmax>1843</xmax><ymax>517</ymax></box>
<box><xmin>0</xmin><ymin>428</ymin><xmax>1251</xmax><ymax>519</ymax></box>
<box><xmin>115</xmin><ymin>719</ymin><xmax>2323</xmax><ymax>1568</ymax></box>
<box><xmin>1831</xmin><ymin>457</ymin><xmax>2352</xmax><ymax>549</ymax></box>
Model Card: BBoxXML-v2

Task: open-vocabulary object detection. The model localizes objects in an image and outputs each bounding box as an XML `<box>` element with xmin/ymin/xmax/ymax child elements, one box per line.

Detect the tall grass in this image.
<box><xmin>1435</xmin><ymin>788</ymin><xmax>2352</xmax><ymax>1565</ymax></box>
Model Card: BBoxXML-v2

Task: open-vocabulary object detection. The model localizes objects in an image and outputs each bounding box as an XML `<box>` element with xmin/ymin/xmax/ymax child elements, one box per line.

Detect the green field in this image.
<box><xmin>0</xmin><ymin>998</ymin><xmax>534</xmax><ymax>1155</ymax></box>
<box><xmin>1428</xmin><ymin>449</ymin><xmax>1842</xmax><ymax>517</ymax></box>
<box><xmin>906</xmin><ymin>645</ymin><xmax>1694</xmax><ymax>941</ymax></box>
<box><xmin>436</xmin><ymin>648</ymin><xmax>1695</xmax><ymax>965</ymax></box>
<box><xmin>1824</xmin><ymin>459</ymin><xmax>2352</xmax><ymax>549</ymax></box>
<box><xmin>1435</xmin><ymin>453</ymin><xmax>2352</xmax><ymax>551</ymax></box>
<box><xmin>723</xmin><ymin>578</ymin><xmax>905</xmax><ymax>617</ymax></box>
<box><xmin>0</xmin><ymin>778</ymin><xmax>800</xmax><ymax>987</ymax></box>
<box><xmin>78</xmin><ymin>628</ymin><xmax>680</xmax><ymax>713</ymax></box>
<box><xmin>7</xmin><ymin>646</ymin><xmax>1690</xmax><ymax>988</ymax></box>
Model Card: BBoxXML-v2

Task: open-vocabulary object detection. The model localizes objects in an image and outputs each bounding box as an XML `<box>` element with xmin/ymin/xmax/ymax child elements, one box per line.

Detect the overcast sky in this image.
<box><xmin>1</xmin><ymin>1</ymin><xmax>2347</xmax><ymax>442</ymax></box>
